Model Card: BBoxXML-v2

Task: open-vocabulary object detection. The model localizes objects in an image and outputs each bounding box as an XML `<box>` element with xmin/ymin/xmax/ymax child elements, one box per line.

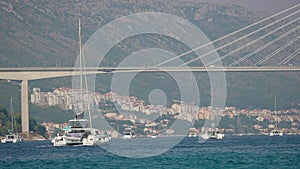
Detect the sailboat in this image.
<box><xmin>52</xmin><ymin>18</ymin><xmax>111</xmax><ymax>146</ymax></box>
<box><xmin>269</xmin><ymin>96</ymin><xmax>283</xmax><ymax>136</ymax></box>
<box><xmin>1</xmin><ymin>97</ymin><xmax>22</xmax><ymax>144</ymax></box>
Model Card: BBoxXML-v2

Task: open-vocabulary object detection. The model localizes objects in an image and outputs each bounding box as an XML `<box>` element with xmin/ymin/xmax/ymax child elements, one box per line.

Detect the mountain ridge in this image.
<box><xmin>0</xmin><ymin>0</ymin><xmax>299</xmax><ymax>110</ymax></box>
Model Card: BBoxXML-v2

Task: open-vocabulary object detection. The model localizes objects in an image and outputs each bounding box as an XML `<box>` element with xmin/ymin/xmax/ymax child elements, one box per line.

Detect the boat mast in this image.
<box><xmin>274</xmin><ymin>95</ymin><xmax>277</xmax><ymax>112</ymax></box>
<box><xmin>78</xmin><ymin>17</ymin><xmax>93</xmax><ymax>128</ymax></box>
<box><xmin>79</xmin><ymin>17</ymin><xmax>84</xmax><ymax>116</ymax></box>
<box><xmin>10</xmin><ymin>96</ymin><xmax>14</xmax><ymax>133</ymax></box>
<box><xmin>274</xmin><ymin>95</ymin><xmax>278</xmax><ymax>128</ymax></box>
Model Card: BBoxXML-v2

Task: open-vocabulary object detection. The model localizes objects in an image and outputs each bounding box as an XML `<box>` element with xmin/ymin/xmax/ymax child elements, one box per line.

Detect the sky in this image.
<box><xmin>183</xmin><ymin>0</ymin><xmax>300</xmax><ymax>14</ymax></box>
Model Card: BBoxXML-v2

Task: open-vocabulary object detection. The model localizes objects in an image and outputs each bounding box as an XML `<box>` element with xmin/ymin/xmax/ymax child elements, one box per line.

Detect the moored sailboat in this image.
<box><xmin>1</xmin><ymin>97</ymin><xmax>22</xmax><ymax>144</ymax></box>
<box><xmin>269</xmin><ymin>96</ymin><xmax>283</xmax><ymax>137</ymax></box>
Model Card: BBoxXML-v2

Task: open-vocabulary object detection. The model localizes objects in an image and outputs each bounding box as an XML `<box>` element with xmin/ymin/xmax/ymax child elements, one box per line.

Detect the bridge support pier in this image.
<box><xmin>21</xmin><ymin>80</ymin><xmax>29</xmax><ymax>134</ymax></box>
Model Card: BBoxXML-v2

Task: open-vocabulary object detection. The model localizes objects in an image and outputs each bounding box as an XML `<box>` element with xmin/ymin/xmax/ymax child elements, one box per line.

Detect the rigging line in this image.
<box><xmin>154</xmin><ymin>3</ymin><xmax>300</xmax><ymax>67</ymax></box>
<box><xmin>180</xmin><ymin>9</ymin><xmax>300</xmax><ymax>67</ymax></box>
<box><xmin>255</xmin><ymin>34</ymin><xmax>300</xmax><ymax>65</ymax></box>
<box><xmin>80</xmin><ymin>20</ymin><xmax>93</xmax><ymax>128</ymax></box>
<box><xmin>229</xmin><ymin>25</ymin><xmax>300</xmax><ymax>66</ymax></box>
<box><xmin>82</xmin><ymin>50</ymin><xmax>93</xmax><ymax>128</ymax></box>
<box><xmin>10</xmin><ymin>96</ymin><xmax>14</xmax><ymax>133</ymax></box>
<box><xmin>278</xmin><ymin>48</ymin><xmax>300</xmax><ymax>65</ymax></box>
<box><xmin>79</xmin><ymin>17</ymin><xmax>84</xmax><ymax>115</ymax></box>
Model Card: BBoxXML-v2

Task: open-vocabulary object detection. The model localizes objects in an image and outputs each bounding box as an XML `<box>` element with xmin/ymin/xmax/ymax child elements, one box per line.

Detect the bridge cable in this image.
<box><xmin>255</xmin><ymin>34</ymin><xmax>300</xmax><ymax>66</ymax></box>
<box><xmin>178</xmin><ymin>8</ymin><xmax>300</xmax><ymax>67</ymax></box>
<box><xmin>229</xmin><ymin>25</ymin><xmax>300</xmax><ymax>66</ymax></box>
<box><xmin>278</xmin><ymin>48</ymin><xmax>300</xmax><ymax>66</ymax></box>
<box><xmin>154</xmin><ymin>4</ymin><xmax>300</xmax><ymax>67</ymax></box>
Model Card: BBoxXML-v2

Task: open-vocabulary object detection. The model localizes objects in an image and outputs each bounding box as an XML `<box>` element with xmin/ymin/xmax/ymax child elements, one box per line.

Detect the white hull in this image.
<box><xmin>188</xmin><ymin>133</ymin><xmax>197</xmax><ymax>138</ymax></box>
<box><xmin>52</xmin><ymin>128</ymin><xmax>111</xmax><ymax>147</ymax></box>
<box><xmin>201</xmin><ymin>129</ymin><xmax>224</xmax><ymax>140</ymax></box>
<box><xmin>150</xmin><ymin>135</ymin><xmax>157</xmax><ymax>139</ymax></box>
<box><xmin>1</xmin><ymin>134</ymin><xmax>22</xmax><ymax>144</ymax></box>
<box><xmin>200</xmin><ymin>133</ymin><xmax>210</xmax><ymax>140</ymax></box>
<box><xmin>270</xmin><ymin>130</ymin><xmax>283</xmax><ymax>136</ymax></box>
<box><xmin>122</xmin><ymin>135</ymin><xmax>134</xmax><ymax>139</ymax></box>
<box><xmin>209</xmin><ymin>133</ymin><xmax>224</xmax><ymax>139</ymax></box>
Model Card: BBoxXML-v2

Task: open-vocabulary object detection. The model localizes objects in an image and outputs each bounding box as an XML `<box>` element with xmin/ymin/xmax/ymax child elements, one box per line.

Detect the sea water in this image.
<box><xmin>0</xmin><ymin>135</ymin><xmax>299</xmax><ymax>169</ymax></box>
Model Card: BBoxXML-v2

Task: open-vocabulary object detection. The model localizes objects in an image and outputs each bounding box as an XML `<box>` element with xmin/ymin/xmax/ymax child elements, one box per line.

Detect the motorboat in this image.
<box><xmin>269</xmin><ymin>129</ymin><xmax>283</xmax><ymax>136</ymax></box>
<box><xmin>188</xmin><ymin>128</ymin><xmax>198</xmax><ymax>138</ymax></box>
<box><xmin>1</xmin><ymin>134</ymin><xmax>22</xmax><ymax>144</ymax></box>
<box><xmin>122</xmin><ymin>128</ymin><xmax>135</xmax><ymax>139</ymax></box>
<box><xmin>209</xmin><ymin>129</ymin><xmax>224</xmax><ymax>139</ymax></box>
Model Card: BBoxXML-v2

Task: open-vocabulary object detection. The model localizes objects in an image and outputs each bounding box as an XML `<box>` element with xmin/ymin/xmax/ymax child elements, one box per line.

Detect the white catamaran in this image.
<box><xmin>52</xmin><ymin>18</ymin><xmax>111</xmax><ymax>146</ymax></box>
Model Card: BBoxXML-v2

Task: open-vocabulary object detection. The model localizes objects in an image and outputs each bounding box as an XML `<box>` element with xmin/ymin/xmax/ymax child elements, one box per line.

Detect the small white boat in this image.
<box><xmin>269</xmin><ymin>130</ymin><xmax>283</xmax><ymax>136</ymax></box>
<box><xmin>1</xmin><ymin>97</ymin><xmax>22</xmax><ymax>144</ymax></box>
<box><xmin>209</xmin><ymin>129</ymin><xmax>224</xmax><ymax>139</ymax></box>
<box><xmin>51</xmin><ymin>134</ymin><xmax>65</xmax><ymax>146</ymax></box>
<box><xmin>150</xmin><ymin>135</ymin><xmax>157</xmax><ymax>139</ymax></box>
<box><xmin>269</xmin><ymin>97</ymin><xmax>283</xmax><ymax>137</ymax></box>
<box><xmin>200</xmin><ymin>132</ymin><xmax>210</xmax><ymax>140</ymax></box>
<box><xmin>122</xmin><ymin>128</ymin><xmax>135</xmax><ymax>139</ymax></box>
<box><xmin>1</xmin><ymin>134</ymin><xmax>22</xmax><ymax>144</ymax></box>
<box><xmin>188</xmin><ymin>128</ymin><xmax>198</xmax><ymax>138</ymax></box>
<box><xmin>150</xmin><ymin>134</ymin><xmax>158</xmax><ymax>139</ymax></box>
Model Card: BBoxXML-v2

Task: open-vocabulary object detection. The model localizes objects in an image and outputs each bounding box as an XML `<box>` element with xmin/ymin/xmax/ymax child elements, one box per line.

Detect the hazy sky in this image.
<box><xmin>183</xmin><ymin>0</ymin><xmax>300</xmax><ymax>14</ymax></box>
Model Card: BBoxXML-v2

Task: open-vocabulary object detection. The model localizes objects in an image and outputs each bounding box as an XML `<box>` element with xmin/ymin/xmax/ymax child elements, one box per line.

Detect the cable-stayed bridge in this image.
<box><xmin>0</xmin><ymin>3</ymin><xmax>299</xmax><ymax>134</ymax></box>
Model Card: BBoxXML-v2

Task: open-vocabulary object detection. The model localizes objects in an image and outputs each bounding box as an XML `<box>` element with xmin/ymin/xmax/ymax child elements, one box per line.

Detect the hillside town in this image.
<box><xmin>30</xmin><ymin>87</ymin><xmax>300</xmax><ymax>137</ymax></box>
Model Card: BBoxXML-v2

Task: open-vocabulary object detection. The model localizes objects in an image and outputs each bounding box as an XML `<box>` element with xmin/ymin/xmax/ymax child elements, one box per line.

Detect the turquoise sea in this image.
<box><xmin>0</xmin><ymin>135</ymin><xmax>299</xmax><ymax>169</ymax></box>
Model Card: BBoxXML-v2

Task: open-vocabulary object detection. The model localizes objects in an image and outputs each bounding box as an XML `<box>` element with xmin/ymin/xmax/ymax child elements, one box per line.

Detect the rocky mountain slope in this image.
<box><xmin>0</xmin><ymin>0</ymin><xmax>299</xmax><ymax>110</ymax></box>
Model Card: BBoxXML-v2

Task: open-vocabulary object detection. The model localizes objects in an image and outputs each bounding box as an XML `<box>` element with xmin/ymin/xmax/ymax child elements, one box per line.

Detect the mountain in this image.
<box><xmin>0</xmin><ymin>0</ymin><xmax>299</xmax><ymax>111</ymax></box>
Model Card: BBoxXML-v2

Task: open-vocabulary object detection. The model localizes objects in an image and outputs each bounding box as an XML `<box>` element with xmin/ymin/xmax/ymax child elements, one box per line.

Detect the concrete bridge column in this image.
<box><xmin>21</xmin><ymin>80</ymin><xmax>29</xmax><ymax>134</ymax></box>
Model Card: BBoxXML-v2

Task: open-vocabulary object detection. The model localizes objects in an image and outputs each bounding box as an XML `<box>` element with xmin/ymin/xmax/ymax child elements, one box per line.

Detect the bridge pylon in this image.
<box><xmin>21</xmin><ymin>80</ymin><xmax>29</xmax><ymax>134</ymax></box>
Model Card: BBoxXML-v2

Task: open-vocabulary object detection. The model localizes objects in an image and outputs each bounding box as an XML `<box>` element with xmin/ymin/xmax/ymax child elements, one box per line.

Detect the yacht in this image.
<box><xmin>269</xmin><ymin>129</ymin><xmax>283</xmax><ymax>136</ymax></box>
<box><xmin>209</xmin><ymin>128</ymin><xmax>224</xmax><ymax>139</ymax></box>
<box><xmin>1</xmin><ymin>134</ymin><xmax>22</xmax><ymax>144</ymax></box>
<box><xmin>122</xmin><ymin>128</ymin><xmax>135</xmax><ymax>139</ymax></box>
<box><xmin>52</xmin><ymin>116</ymin><xmax>111</xmax><ymax>146</ymax></box>
<box><xmin>52</xmin><ymin>18</ymin><xmax>111</xmax><ymax>146</ymax></box>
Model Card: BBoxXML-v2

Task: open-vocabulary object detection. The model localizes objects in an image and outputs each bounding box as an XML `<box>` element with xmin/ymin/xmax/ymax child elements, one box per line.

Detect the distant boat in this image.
<box><xmin>122</xmin><ymin>127</ymin><xmax>135</xmax><ymax>139</ymax></box>
<box><xmin>188</xmin><ymin>128</ymin><xmax>198</xmax><ymax>138</ymax></box>
<box><xmin>1</xmin><ymin>97</ymin><xmax>22</xmax><ymax>144</ymax></box>
<box><xmin>1</xmin><ymin>134</ymin><xmax>22</xmax><ymax>144</ymax></box>
<box><xmin>200</xmin><ymin>131</ymin><xmax>210</xmax><ymax>140</ymax></box>
<box><xmin>269</xmin><ymin>129</ymin><xmax>283</xmax><ymax>136</ymax></box>
<box><xmin>269</xmin><ymin>96</ymin><xmax>283</xmax><ymax>137</ymax></box>
<box><xmin>150</xmin><ymin>135</ymin><xmax>158</xmax><ymax>139</ymax></box>
<box><xmin>209</xmin><ymin>129</ymin><xmax>224</xmax><ymax>139</ymax></box>
<box><xmin>199</xmin><ymin>128</ymin><xmax>224</xmax><ymax>140</ymax></box>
